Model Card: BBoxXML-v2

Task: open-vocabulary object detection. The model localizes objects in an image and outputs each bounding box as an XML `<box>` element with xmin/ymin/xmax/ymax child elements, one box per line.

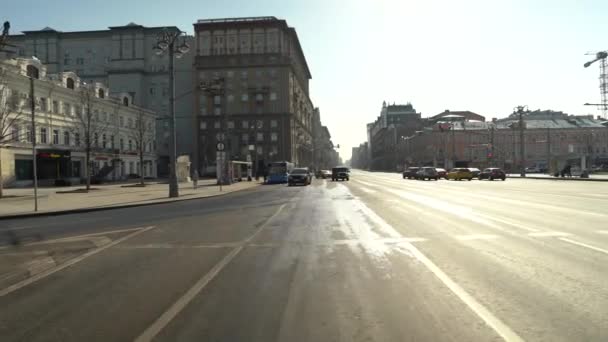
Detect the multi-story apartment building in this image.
<box><xmin>192</xmin><ymin>17</ymin><xmax>315</xmax><ymax>175</ymax></box>
<box><xmin>6</xmin><ymin>23</ymin><xmax>193</xmax><ymax>176</ymax></box>
<box><xmin>1</xmin><ymin>57</ymin><xmax>156</xmax><ymax>187</ymax></box>
<box><xmin>367</xmin><ymin>101</ymin><xmax>422</xmax><ymax>171</ymax></box>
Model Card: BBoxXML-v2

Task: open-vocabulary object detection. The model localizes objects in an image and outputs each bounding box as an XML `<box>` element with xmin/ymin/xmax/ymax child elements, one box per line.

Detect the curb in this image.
<box><xmin>506</xmin><ymin>176</ymin><xmax>608</xmax><ymax>182</ymax></box>
<box><xmin>0</xmin><ymin>184</ymin><xmax>260</xmax><ymax>221</ymax></box>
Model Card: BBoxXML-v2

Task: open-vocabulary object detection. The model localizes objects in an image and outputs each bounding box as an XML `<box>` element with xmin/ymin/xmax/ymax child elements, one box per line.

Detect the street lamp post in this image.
<box><xmin>514</xmin><ymin>105</ymin><xmax>528</xmax><ymax>177</ymax></box>
<box><xmin>153</xmin><ymin>29</ymin><xmax>190</xmax><ymax>198</ymax></box>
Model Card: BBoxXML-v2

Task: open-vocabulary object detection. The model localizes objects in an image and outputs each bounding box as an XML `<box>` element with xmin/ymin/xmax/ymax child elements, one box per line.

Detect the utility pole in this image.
<box><xmin>515</xmin><ymin>105</ymin><xmax>528</xmax><ymax>177</ymax></box>
<box><xmin>451</xmin><ymin>123</ymin><xmax>456</xmax><ymax>168</ymax></box>
<box><xmin>546</xmin><ymin>127</ymin><xmax>551</xmax><ymax>174</ymax></box>
<box><xmin>29</xmin><ymin>76</ymin><xmax>38</xmax><ymax>211</ymax></box>
<box><xmin>489</xmin><ymin>125</ymin><xmax>495</xmax><ymax>166</ymax></box>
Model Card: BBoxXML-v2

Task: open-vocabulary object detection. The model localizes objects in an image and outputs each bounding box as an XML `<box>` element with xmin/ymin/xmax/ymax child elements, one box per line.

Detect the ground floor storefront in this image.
<box><xmin>1</xmin><ymin>146</ymin><xmax>157</xmax><ymax>187</ymax></box>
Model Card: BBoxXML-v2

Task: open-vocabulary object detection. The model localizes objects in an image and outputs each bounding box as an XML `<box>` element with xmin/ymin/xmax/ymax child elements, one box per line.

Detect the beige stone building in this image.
<box><xmin>1</xmin><ymin>57</ymin><xmax>156</xmax><ymax>187</ymax></box>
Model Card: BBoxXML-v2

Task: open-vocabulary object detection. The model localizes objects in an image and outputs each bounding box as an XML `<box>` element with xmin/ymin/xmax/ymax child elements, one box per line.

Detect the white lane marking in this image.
<box><xmin>456</xmin><ymin>234</ymin><xmax>501</xmax><ymax>241</ymax></box>
<box><xmin>355</xmin><ymin>197</ymin><xmax>524</xmax><ymax>342</ymax></box>
<box><xmin>25</xmin><ymin>226</ymin><xmax>146</xmax><ymax>246</ymax></box>
<box><xmin>353</xmin><ymin>179</ymin><xmax>381</xmax><ymax>188</ymax></box>
<box><xmin>528</xmin><ymin>231</ymin><xmax>571</xmax><ymax>237</ymax></box>
<box><xmin>26</xmin><ymin>256</ymin><xmax>57</xmax><ymax>276</ymax></box>
<box><xmin>474</xmin><ymin>214</ymin><xmax>540</xmax><ymax>233</ymax></box>
<box><xmin>134</xmin><ymin>204</ymin><xmax>287</xmax><ymax>342</ymax></box>
<box><xmin>359</xmin><ymin>186</ymin><xmax>377</xmax><ymax>194</ymax></box>
<box><xmin>0</xmin><ymin>226</ymin><xmax>155</xmax><ymax>297</ymax></box>
<box><xmin>558</xmin><ymin>238</ymin><xmax>608</xmax><ymax>256</ymax></box>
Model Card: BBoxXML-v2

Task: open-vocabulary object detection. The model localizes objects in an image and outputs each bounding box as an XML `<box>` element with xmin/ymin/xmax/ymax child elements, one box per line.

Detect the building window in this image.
<box><xmin>40</xmin><ymin>128</ymin><xmax>47</xmax><ymax>144</ymax></box>
<box><xmin>200</xmin><ymin>121</ymin><xmax>207</xmax><ymax>129</ymax></box>
<box><xmin>75</xmin><ymin>133</ymin><xmax>80</xmax><ymax>146</ymax></box>
<box><xmin>271</xmin><ymin>145</ymin><xmax>278</xmax><ymax>154</ymax></box>
<box><xmin>271</xmin><ymin>132</ymin><xmax>278</xmax><ymax>142</ymax></box>
<box><xmin>110</xmin><ymin>135</ymin><xmax>115</xmax><ymax>149</ymax></box>
<box><xmin>26</xmin><ymin>127</ymin><xmax>32</xmax><ymax>142</ymax></box>
<box><xmin>256</xmin><ymin>70</ymin><xmax>263</xmax><ymax>78</ymax></box>
<box><xmin>241</xmin><ymin>94</ymin><xmax>248</xmax><ymax>102</ymax></box>
<box><xmin>76</xmin><ymin>57</ymin><xmax>84</xmax><ymax>65</ymax></box>
<box><xmin>270</xmin><ymin>69</ymin><xmax>277</xmax><ymax>79</ymax></box>
<box><xmin>123</xmin><ymin>97</ymin><xmax>129</xmax><ymax>106</ymax></box>
<box><xmin>270</xmin><ymin>92</ymin><xmax>277</xmax><ymax>101</ymax></box>
<box><xmin>214</xmin><ymin>121</ymin><xmax>220</xmax><ymax>129</ymax></box>
<box><xmin>162</xmin><ymin>87</ymin><xmax>168</xmax><ymax>97</ymax></box>
<box><xmin>227</xmin><ymin>121</ymin><xmax>234</xmax><ymax>129</ymax></box>
<box><xmin>227</xmin><ymin>94</ymin><xmax>234</xmax><ymax>102</ymax></box>
<box><xmin>66</xmin><ymin>78</ymin><xmax>75</xmax><ymax>89</ymax></box>
<box><xmin>119</xmin><ymin>116</ymin><xmax>124</xmax><ymax>127</ymax></box>
<box><xmin>240</xmin><ymin>71</ymin><xmax>248</xmax><ymax>80</ymax></box>
<box><xmin>94</xmin><ymin>133</ymin><xmax>99</xmax><ymax>146</ymax></box>
<box><xmin>270</xmin><ymin>120</ymin><xmax>278</xmax><ymax>128</ymax></box>
<box><xmin>227</xmin><ymin>70</ymin><xmax>234</xmax><ymax>78</ymax></box>
<box><xmin>256</xmin><ymin>145</ymin><xmax>263</xmax><ymax>155</ymax></box>
<box><xmin>102</xmin><ymin>134</ymin><xmax>107</xmax><ymax>148</ymax></box>
<box><xmin>128</xmin><ymin>140</ymin><xmax>133</xmax><ymax>150</ymax></box>
<box><xmin>128</xmin><ymin>118</ymin><xmax>133</xmax><ymax>128</ymax></box>
<box><xmin>52</xmin><ymin>129</ymin><xmax>59</xmax><ymax>144</ymax></box>
<box><xmin>39</xmin><ymin>97</ymin><xmax>47</xmax><ymax>112</ymax></box>
<box><xmin>98</xmin><ymin>89</ymin><xmax>105</xmax><ymax>98</ymax></box>
<box><xmin>255</xmin><ymin>93</ymin><xmax>264</xmax><ymax>102</ymax></box>
<box><xmin>63</xmin><ymin>102</ymin><xmax>71</xmax><ymax>116</ymax></box>
<box><xmin>214</xmin><ymin>95</ymin><xmax>221</xmax><ymax>105</ymax></box>
<box><xmin>64</xmin><ymin>131</ymin><xmax>70</xmax><ymax>145</ymax></box>
<box><xmin>52</xmin><ymin>101</ymin><xmax>59</xmax><ymax>114</ymax></box>
<box><xmin>242</xmin><ymin>121</ymin><xmax>249</xmax><ymax>129</ymax></box>
<box><xmin>149</xmin><ymin>87</ymin><xmax>156</xmax><ymax>95</ymax></box>
<box><xmin>120</xmin><ymin>138</ymin><xmax>124</xmax><ymax>150</ymax></box>
<box><xmin>242</xmin><ymin>133</ymin><xmax>249</xmax><ymax>143</ymax></box>
<box><xmin>214</xmin><ymin>107</ymin><xmax>221</xmax><ymax>116</ymax></box>
<box><xmin>11</xmin><ymin>126</ymin><xmax>19</xmax><ymax>141</ymax></box>
<box><xmin>26</xmin><ymin>65</ymin><xmax>39</xmax><ymax>79</ymax></box>
<box><xmin>257</xmin><ymin>132</ymin><xmax>264</xmax><ymax>142</ymax></box>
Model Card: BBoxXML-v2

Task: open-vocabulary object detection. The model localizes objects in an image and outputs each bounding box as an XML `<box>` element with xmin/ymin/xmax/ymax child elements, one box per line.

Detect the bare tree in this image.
<box><xmin>70</xmin><ymin>85</ymin><xmax>111</xmax><ymax>191</ymax></box>
<box><xmin>129</xmin><ymin>108</ymin><xmax>152</xmax><ymax>185</ymax></box>
<box><xmin>0</xmin><ymin>68</ymin><xmax>25</xmax><ymax>197</ymax></box>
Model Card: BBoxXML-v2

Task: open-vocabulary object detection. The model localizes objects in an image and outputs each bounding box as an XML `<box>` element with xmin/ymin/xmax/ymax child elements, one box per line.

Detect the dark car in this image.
<box><xmin>479</xmin><ymin>168</ymin><xmax>506</xmax><ymax>181</ymax></box>
<box><xmin>435</xmin><ymin>168</ymin><xmax>447</xmax><ymax>179</ymax></box>
<box><xmin>288</xmin><ymin>168</ymin><xmax>312</xmax><ymax>186</ymax></box>
<box><xmin>402</xmin><ymin>167</ymin><xmax>420</xmax><ymax>179</ymax></box>
<box><xmin>332</xmin><ymin>167</ymin><xmax>350</xmax><ymax>181</ymax></box>
<box><xmin>415</xmin><ymin>167</ymin><xmax>439</xmax><ymax>180</ymax></box>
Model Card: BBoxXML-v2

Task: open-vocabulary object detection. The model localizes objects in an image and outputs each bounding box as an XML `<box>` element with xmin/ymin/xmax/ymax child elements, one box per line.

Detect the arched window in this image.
<box><xmin>123</xmin><ymin>97</ymin><xmax>129</xmax><ymax>106</ymax></box>
<box><xmin>66</xmin><ymin>78</ymin><xmax>75</xmax><ymax>89</ymax></box>
<box><xmin>98</xmin><ymin>88</ymin><xmax>105</xmax><ymax>98</ymax></box>
<box><xmin>26</xmin><ymin>65</ymin><xmax>39</xmax><ymax>79</ymax></box>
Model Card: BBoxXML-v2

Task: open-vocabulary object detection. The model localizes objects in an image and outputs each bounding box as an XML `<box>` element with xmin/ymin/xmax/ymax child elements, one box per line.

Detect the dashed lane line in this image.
<box><xmin>558</xmin><ymin>238</ymin><xmax>608</xmax><ymax>256</ymax></box>
<box><xmin>528</xmin><ymin>231</ymin><xmax>571</xmax><ymax>237</ymax></box>
<box><xmin>134</xmin><ymin>204</ymin><xmax>287</xmax><ymax>342</ymax></box>
<box><xmin>0</xmin><ymin>226</ymin><xmax>156</xmax><ymax>297</ymax></box>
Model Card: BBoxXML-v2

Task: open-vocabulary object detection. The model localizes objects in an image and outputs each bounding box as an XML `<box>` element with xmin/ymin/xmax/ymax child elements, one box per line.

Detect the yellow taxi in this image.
<box><xmin>447</xmin><ymin>168</ymin><xmax>473</xmax><ymax>181</ymax></box>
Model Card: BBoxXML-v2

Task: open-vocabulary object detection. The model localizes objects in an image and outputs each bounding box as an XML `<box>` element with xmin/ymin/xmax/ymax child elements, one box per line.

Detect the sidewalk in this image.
<box><xmin>506</xmin><ymin>173</ymin><xmax>608</xmax><ymax>181</ymax></box>
<box><xmin>0</xmin><ymin>179</ymin><xmax>261</xmax><ymax>219</ymax></box>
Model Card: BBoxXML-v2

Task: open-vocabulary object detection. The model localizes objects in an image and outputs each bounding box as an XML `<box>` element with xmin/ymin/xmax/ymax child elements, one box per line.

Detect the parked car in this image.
<box><xmin>525</xmin><ymin>166</ymin><xmax>540</xmax><ymax>173</ymax></box>
<box><xmin>435</xmin><ymin>168</ymin><xmax>447</xmax><ymax>179</ymax></box>
<box><xmin>402</xmin><ymin>167</ymin><xmax>420</xmax><ymax>179</ymax></box>
<box><xmin>447</xmin><ymin>168</ymin><xmax>473</xmax><ymax>181</ymax></box>
<box><xmin>332</xmin><ymin>167</ymin><xmax>350</xmax><ymax>181</ymax></box>
<box><xmin>415</xmin><ymin>167</ymin><xmax>439</xmax><ymax>180</ymax></box>
<box><xmin>321</xmin><ymin>170</ymin><xmax>332</xmax><ymax>179</ymax></box>
<box><xmin>288</xmin><ymin>168</ymin><xmax>312</xmax><ymax>186</ymax></box>
<box><xmin>468</xmin><ymin>168</ymin><xmax>481</xmax><ymax>179</ymax></box>
<box><xmin>479</xmin><ymin>168</ymin><xmax>506</xmax><ymax>181</ymax></box>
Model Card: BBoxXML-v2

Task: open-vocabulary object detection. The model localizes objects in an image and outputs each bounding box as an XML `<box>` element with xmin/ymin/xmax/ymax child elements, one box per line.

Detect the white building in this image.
<box><xmin>6</xmin><ymin>23</ymin><xmax>193</xmax><ymax>177</ymax></box>
<box><xmin>1</xmin><ymin>57</ymin><xmax>157</xmax><ymax>187</ymax></box>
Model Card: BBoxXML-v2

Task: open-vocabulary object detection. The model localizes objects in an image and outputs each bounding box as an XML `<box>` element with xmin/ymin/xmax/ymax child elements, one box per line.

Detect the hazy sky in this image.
<box><xmin>4</xmin><ymin>0</ymin><xmax>608</xmax><ymax>159</ymax></box>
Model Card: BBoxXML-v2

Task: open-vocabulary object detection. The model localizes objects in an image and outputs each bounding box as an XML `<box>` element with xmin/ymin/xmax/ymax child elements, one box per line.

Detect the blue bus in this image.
<box><xmin>267</xmin><ymin>161</ymin><xmax>294</xmax><ymax>184</ymax></box>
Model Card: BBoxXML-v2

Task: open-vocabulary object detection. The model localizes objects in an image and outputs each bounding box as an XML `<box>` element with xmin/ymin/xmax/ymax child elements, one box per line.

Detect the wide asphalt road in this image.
<box><xmin>1</xmin><ymin>170</ymin><xmax>607</xmax><ymax>342</ymax></box>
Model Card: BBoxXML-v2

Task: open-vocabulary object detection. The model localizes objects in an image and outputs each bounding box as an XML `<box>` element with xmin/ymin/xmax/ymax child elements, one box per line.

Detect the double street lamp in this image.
<box><xmin>153</xmin><ymin>29</ymin><xmax>190</xmax><ymax>198</ymax></box>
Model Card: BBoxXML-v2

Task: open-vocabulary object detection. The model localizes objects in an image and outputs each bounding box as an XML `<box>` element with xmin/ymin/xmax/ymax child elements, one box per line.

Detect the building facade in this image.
<box><xmin>367</xmin><ymin>101</ymin><xmax>422</xmax><ymax>171</ymax></box>
<box><xmin>399</xmin><ymin>110</ymin><xmax>608</xmax><ymax>173</ymax></box>
<box><xmin>6</xmin><ymin>23</ymin><xmax>193</xmax><ymax>176</ymax></box>
<box><xmin>192</xmin><ymin>17</ymin><xmax>315</xmax><ymax>175</ymax></box>
<box><xmin>0</xmin><ymin>57</ymin><xmax>157</xmax><ymax>187</ymax></box>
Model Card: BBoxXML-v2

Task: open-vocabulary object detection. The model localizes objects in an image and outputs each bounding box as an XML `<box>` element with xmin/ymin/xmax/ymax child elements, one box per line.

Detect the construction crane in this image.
<box><xmin>584</xmin><ymin>51</ymin><xmax>608</xmax><ymax>119</ymax></box>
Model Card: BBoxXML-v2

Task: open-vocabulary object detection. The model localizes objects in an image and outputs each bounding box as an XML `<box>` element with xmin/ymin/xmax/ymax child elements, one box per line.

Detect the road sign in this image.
<box><xmin>216</xmin><ymin>142</ymin><xmax>225</xmax><ymax>151</ymax></box>
<box><xmin>216</xmin><ymin>132</ymin><xmax>226</xmax><ymax>141</ymax></box>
